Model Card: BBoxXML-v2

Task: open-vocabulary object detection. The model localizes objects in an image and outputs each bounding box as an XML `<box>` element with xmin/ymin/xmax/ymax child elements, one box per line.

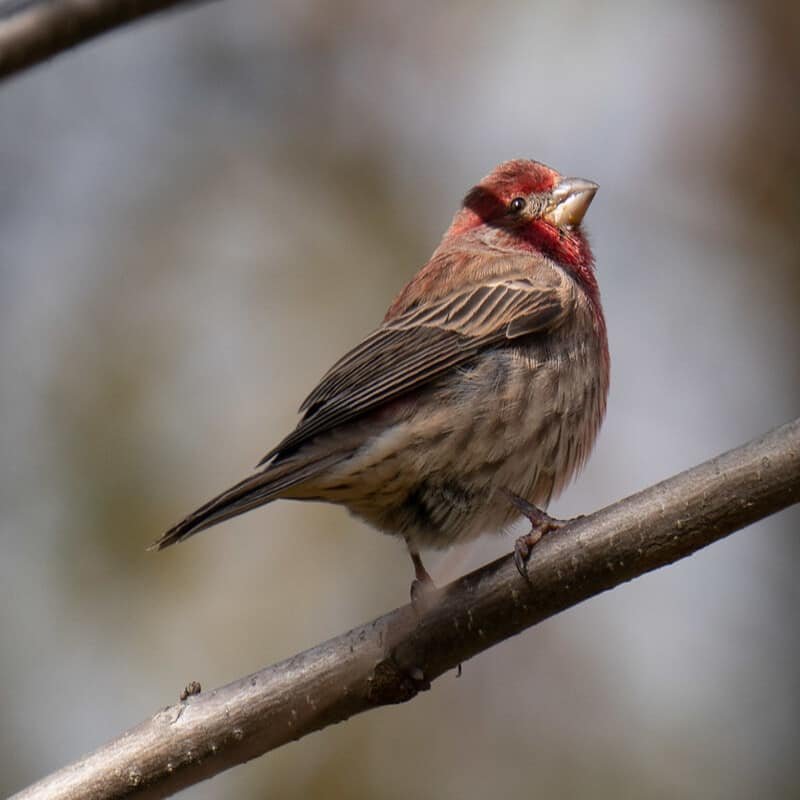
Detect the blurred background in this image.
<box><xmin>1</xmin><ymin>1</ymin><xmax>798</xmax><ymax>797</ymax></box>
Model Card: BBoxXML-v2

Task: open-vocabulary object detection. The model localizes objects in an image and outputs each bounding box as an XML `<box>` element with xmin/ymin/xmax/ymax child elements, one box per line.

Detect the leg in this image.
<box><xmin>503</xmin><ymin>490</ymin><xmax>575</xmax><ymax>579</ymax></box>
<box><xmin>410</xmin><ymin>550</ymin><xmax>433</xmax><ymax>584</ymax></box>
<box><xmin>408</xmin><ymin>548</ymin><xmax>435</xmax><ymax>611</ymax></box>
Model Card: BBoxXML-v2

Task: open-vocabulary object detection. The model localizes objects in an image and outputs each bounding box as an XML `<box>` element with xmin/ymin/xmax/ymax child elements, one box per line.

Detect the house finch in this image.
<box><xmin>153</xmin><ymin>159</ymin><xmax>608</xmax><ymax>592</ymax></box>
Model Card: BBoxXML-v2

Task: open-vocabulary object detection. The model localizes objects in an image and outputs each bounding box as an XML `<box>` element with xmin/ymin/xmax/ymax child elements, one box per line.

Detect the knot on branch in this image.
<box><xmin>366</xmin><ymin>658</ymin><xmax>431</xmax><ymax>705</ymax></box>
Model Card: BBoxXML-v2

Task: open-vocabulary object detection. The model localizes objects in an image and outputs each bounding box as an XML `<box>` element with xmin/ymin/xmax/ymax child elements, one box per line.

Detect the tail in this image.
<box><xmin>150</xmin><ymin>453</ymin><xmax>344</xmax><ymax>551</ymax></box>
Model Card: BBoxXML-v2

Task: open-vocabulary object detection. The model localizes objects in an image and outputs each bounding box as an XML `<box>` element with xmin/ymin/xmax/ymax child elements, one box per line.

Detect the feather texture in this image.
<box><xmin>153</xmin><ymin>159</ymin><xmax>607</xmax><ymax>562</ymax></box>
<box><xmin>263</xmin><ymin>260</ymin><xmax>571</xmax><ymax>463</ymax></box>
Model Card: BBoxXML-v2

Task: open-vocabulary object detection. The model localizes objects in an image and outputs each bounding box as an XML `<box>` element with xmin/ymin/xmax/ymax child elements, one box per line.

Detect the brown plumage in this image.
<box><xmin>153</xmin><ymin>159</ymin><xmax>609</xmax><ymax>584</ymax></box>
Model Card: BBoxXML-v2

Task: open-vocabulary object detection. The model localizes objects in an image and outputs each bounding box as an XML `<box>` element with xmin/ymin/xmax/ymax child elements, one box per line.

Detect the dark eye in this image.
<box><xmin>509</xmin><ymin>197</ymin><xmax>526</xmax><ymax>213</ymax></box>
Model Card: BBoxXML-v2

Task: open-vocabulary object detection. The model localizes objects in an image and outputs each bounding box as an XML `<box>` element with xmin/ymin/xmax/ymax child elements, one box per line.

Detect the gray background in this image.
<box><xmin>1</xmin><ymin>1</ymin><xmax>798</xmax><ymax>797</ymax></box>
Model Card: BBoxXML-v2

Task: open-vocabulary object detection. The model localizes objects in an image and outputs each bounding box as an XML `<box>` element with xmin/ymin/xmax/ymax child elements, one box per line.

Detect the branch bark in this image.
<box><xmin>0</xmin><ymin>0</ymin><xmax>203</xmax><ymax>81</ymax></box>
<box><xmin>11</xmin><ymin>418</ymin><xmax>800</xmax><ymax>798</ymax></box>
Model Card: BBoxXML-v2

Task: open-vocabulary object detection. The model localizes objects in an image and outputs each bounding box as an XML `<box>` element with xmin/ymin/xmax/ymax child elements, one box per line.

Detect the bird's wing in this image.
<box><xmin>261</xmin><ymin>264</ymin><xmax>572</xmax><ymax>464</ymax></box>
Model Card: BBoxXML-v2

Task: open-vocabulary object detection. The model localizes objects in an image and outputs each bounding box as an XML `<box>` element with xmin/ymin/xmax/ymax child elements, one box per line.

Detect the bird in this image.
<box><xmin>152</xmin><ymin>159</ymin><xmax>609</xmax><ymax>596</ymax></box>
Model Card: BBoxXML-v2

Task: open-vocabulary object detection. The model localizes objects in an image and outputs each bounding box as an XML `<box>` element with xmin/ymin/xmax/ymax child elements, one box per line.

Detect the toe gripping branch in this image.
<box><xmin>505</xmin><ymin>491</ymin><xmax>572</xmax><ymax>580</ymax></box>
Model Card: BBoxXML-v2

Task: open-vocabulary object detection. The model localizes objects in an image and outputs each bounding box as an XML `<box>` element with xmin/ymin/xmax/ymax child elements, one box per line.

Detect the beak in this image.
<box><xmin>543</xmin><ymin>178</ymin><xmax>598</xmax><ymax>228</ymax></box>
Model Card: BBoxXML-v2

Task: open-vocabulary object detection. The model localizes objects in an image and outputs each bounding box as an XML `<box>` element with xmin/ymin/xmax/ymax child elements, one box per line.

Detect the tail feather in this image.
<box><xmin>151</xmin><ymin>453</ymin><xmax>344</xmax><ymax>551</ymax></box>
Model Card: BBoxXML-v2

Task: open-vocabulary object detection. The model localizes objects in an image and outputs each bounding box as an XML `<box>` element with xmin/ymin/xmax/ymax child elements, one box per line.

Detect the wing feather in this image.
<box><xmin>262</xmin><ymin>262</ymin><xmax>571</xmax><ymax>464</ymax></box>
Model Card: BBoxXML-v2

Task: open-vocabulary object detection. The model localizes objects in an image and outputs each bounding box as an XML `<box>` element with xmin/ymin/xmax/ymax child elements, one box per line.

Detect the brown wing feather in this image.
<box><xmin>261</xmin><ymin>262</ymin><xmax>571</xmax><ymax>464</ymax></box>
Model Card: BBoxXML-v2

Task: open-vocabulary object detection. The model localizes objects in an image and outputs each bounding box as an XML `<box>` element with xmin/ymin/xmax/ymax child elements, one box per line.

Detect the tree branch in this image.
<box><xmin>0</xmin><ymin>0</ymin><xmax>204</xmax><ymax>81</ymax></box>
<box><xmin>12</xmin><ymin>418</ymin><xmax>800</xmax><ymax>799</ymax></box>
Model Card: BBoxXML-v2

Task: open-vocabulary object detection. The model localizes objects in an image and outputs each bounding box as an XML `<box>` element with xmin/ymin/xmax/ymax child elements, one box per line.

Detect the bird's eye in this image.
<box><xmin>509</xmin><ymin>197</ymin><xmax>526</xmax><ymax>213</ymax></box>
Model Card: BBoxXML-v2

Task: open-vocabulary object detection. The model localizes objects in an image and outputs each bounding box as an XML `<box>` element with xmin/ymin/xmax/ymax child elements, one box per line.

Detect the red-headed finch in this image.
<box><xmin>153</xmin><ymin>159</ymin><xmax>609</xmax><ymax>592</ymax></box>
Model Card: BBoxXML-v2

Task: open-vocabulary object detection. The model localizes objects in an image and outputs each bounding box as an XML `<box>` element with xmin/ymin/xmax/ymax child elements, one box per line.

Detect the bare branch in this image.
<box><xmin>0</xmin><ymin>0</ymin><xmax>204</xmax><ymax>81</ymax></box>
<box><xmin>12</xmin><ymin>418</ymin><xmax>800</xmax><ymax>799</ymax></box>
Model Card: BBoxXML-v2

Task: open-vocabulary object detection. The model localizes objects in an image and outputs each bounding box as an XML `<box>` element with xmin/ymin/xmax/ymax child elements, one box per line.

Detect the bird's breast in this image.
<box><xmin>316</xmin><ymin>310</ymin><xmax>608</xmax><ymax>551</ymax></box>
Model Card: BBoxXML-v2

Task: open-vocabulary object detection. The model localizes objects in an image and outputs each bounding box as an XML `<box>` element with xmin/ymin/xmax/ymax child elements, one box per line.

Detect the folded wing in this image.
<box><xmin>262</xmin><ymin>261</ymin><xmax>571</xmax><ymax>464</ymax></box>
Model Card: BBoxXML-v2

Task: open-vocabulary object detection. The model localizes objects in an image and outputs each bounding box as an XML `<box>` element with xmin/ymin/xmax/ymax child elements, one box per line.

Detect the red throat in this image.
<box><xmin>446</xmin><ymin>211</ymin><xmax>600</xmax><ymax>308</ymax></box>
<box><xmin>516</xmin><ymin>221</ymin><xmax>599</xmax><ymax>299</ymax></box>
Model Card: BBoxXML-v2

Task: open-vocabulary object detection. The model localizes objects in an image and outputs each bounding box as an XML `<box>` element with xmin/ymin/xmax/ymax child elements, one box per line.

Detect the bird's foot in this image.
<box><xmin>409</xmin><ymin>551</ymin><xmax>436</xmax><ymax>614</ymax></box>
<box><xmin>504</xmin><ymin>491</ymin><xmax>578</xmax><ymax>579</ymax></box>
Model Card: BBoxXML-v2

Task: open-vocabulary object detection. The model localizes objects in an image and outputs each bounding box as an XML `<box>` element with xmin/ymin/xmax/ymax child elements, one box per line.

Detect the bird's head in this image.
<box><xmin>446</xmin><ymin>159</ymin><xmax>598</xmax><ymax>272</ymax></box>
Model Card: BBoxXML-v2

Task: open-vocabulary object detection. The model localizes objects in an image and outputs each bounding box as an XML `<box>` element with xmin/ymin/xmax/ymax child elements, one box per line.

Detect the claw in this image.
<box><xmin>513</xmin><ymin>530</ymin><xmax>547</xmax><ymax>579</ymax></box>
<box><xmin>504</xmin><ymin>490</ymin><xmax>570</xmax><ymax>581</ymax></box>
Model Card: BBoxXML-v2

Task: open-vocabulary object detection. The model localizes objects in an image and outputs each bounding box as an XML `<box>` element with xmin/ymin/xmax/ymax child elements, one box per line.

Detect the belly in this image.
<box><xmin>314</xmin><ymin>335</ymin><xmax>607</xmax><ymax>551</ymax></box>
